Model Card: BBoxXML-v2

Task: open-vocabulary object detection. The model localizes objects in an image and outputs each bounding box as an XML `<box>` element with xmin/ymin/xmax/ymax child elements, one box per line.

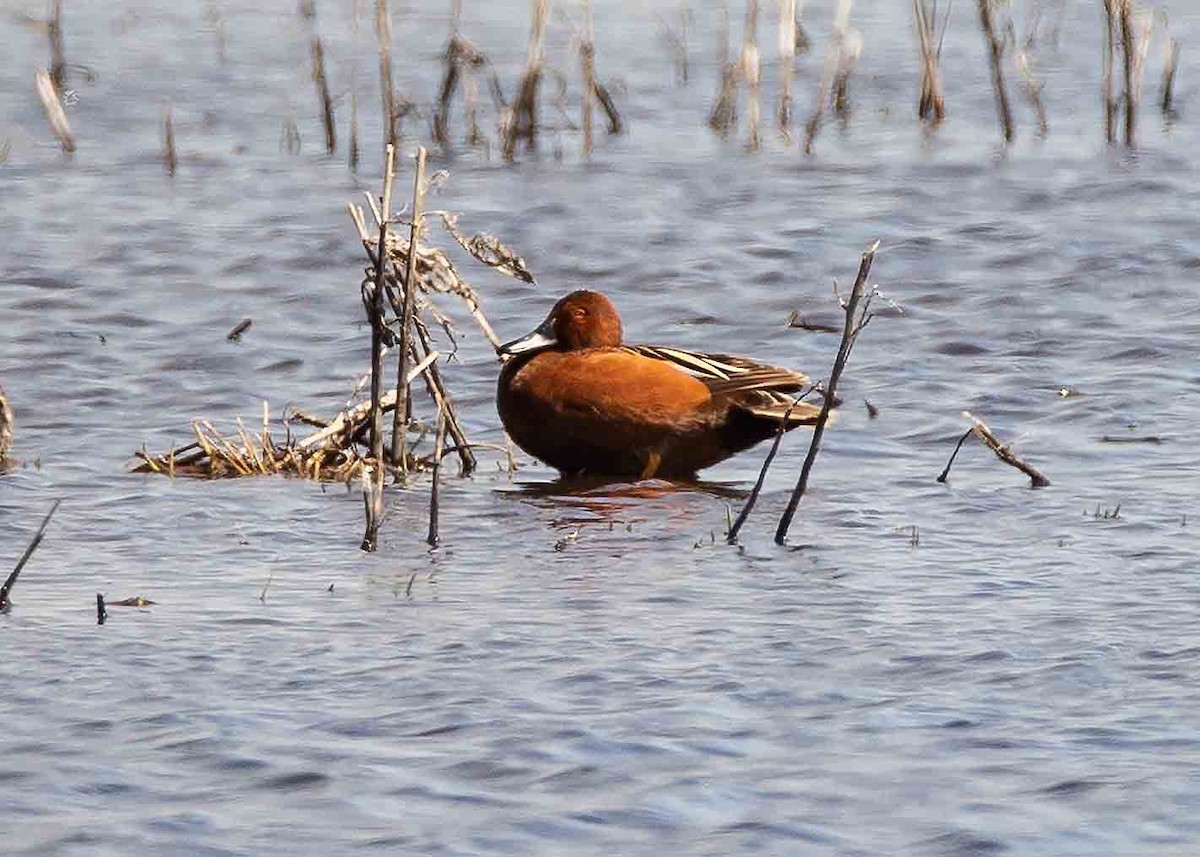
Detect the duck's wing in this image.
<box><xmin>624</xmin><ymin>345</ymin><xmax>827</xmax><ymax>425</ymax></box>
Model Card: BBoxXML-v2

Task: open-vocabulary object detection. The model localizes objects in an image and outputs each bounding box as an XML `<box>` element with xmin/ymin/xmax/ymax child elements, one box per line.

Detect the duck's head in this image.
<box><xmin>498</xmin><ymin>290</ymin><xmax>623</xmax><ymax>356</ymax></box>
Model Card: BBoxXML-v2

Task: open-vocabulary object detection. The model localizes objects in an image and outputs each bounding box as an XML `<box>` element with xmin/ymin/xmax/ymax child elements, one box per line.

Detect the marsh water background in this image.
<box><xmin>3</xmin><ymin>1</ymin><xmax>1200</xmax><ymax>854</ymax></box>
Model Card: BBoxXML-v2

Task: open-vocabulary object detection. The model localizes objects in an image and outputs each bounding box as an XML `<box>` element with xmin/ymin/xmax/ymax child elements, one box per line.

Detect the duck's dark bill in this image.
<box><xmin>497</xmin><ymin>317</ymin><xmax>558</xmax><ymax>356</ymax></box>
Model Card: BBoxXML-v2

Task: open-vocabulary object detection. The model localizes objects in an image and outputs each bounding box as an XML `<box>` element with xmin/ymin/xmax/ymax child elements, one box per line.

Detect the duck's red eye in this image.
<box><xmin>572</xmin><ymin>307</ymin><xmax>588</xmax><ymax>319</ymax></box>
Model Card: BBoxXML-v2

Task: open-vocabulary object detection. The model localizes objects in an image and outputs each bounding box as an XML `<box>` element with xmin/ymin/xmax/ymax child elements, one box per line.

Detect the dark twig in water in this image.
<box><xmin>726</xmin><ymin>391</ymin><xmax>814</xmax><ymax>544</ymax></box>
<box><xmin>96</xmin><ymin>593</ymin><xmax>107</xmax><ymax>625</ymax></box>
<box><xmin>311</xmin><ymin>36</ymin><xmax>337</xmax><ymax>154</ymax></box>
<box><xmin>776</xmin><ymin>241</ymin><xmax>880</xmax><ymax>545</ymax></box>
<box><xmin>944</xmin><ymin>412</ymin><xmax>1050</xmax><ymax>487</ymax></box>
<box><xmin>1</xmin><ymin>499</ymin><xmax>62</xmax><ymax>613</ymax></box>
<box><xmin>226</xmin><ymin>318</ymin><xmax>253</xmax><ymax>342</ymax></box>
<box><xmin>162</xmin><ymin>101</ymin><xmax>178</xmax><ymax>175</ymax></box>
<box><xmin>1161</xmin><ymin>36</ymin><xmax>1179</xmax><ymax>118</ymax></box>
<box><xmin>427</xmin><ymin>408</ymin><xmax>447</xmax><ymax>547</ymax></box>
<box><xmin>977</xmin><ymin>0</ymin><xmax>1015</xmax><ymax>143</ymax></box>
<box><xmin>360</xmin><ymin>463</ymin><xmax>383</xmax><ymax>552</ymax></box>
<box><xmin>937</xmin><ymin>427</ymin><xmax>974</xmax><ymax>482</ymax></box>
<box><xmin>1099</xmin><ymin>434</ymin><xmax>1164</xmax><ymax>444</ymax></box>
<box><xmin>48</xmin><ymin>0</ymin><xmax>65</xmax><ymax>91</ymax></box>
<box><xmin>368</xmin><ymin>144</ymin><xmax>396</xmax><ymax>468</ymax></box>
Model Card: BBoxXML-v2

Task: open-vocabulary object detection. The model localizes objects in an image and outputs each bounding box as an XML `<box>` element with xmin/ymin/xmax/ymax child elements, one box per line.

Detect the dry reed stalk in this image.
<box><xmin>913</xmin><ymin>0</ymin><xmax>946</xmax><ymax>124</ymax></box>
<box><xmin>1119</xmin><ymin>0</ymin><xmax>1136</xmax><ymax>146</ymax></box>
<box><xmin>656</xmin><ymin>2</ymin><xmax>691</xmax><ymax>85</ymax></box>
<box><xmin>369</xmin><ymin>145</ymin><xmax>396</xmax><ymax>465</ymax></box>
<box><xmin>311</xmin><ymin>37</ymin><xmax>337</xmax><ymax>154</ymax></box>
<box><xmin>35</xmin><ymin>68</ymin><xmax>75</xmax><ymax>153</ymax></box>
<box><xmin>802</xmin><ymin>0</ymin><xmax>854</xmax><ymax>154</ymax></box>
<box><xmin>349</xmin><ymin>0</ymin><xmax>362</xmax><ymax>170</ymax></box>
<box><xmin>709</xmin><ymin>0</ymin><xmax>740</xmax><ymax>136</ymax></box>
<box><xmin>795</xmin><ymin>0</ymin><xmax>810</xmax><ymax>52</ymax></box>
<box><xmin>360</xmin><ymin>462</ymin><xmax>383</xmax><ymax>551</ymax></box>
<box><xmin>778</xmin><ymin>0</ymin><xmax>796</xmax><ymax>138</ymax></box>
<box><xmin>1</xmin><ymin>499</ymin><xmax>61</xmax><ymax>614</ymax></box>
<box><xmin>581</xmin><ymin>0</ymin><xmax>596</xmax><ymax>155</ymax></box>
<box><xmin>1103</xmin><ymin>0</ymin><xmax>1118</xmax><ymax>143</ymax></box>
<box><xmin>48</xmin><ymin>0</ymin><xmax>65</xmax><ymax>91</ymax></box>
<box><xmin>1015</xmin><ymin>51</ymin><xmax>1048</xmax><ymax>137</ymax></box>
<box><xmin>977</xmin><ymin>0</ymin><xmax>1015</xmax><ymax>143</ymax></box>
<box><xmin>938</xmin><ymin>412</ymin><xmax>1050</xmax><ymax>487</ymax></box>
<box><xmin>427</xmin><ymin>408</ymin><xmax>447</xmax><ymax>547</ymax></box>
<box><xmin>392</xmin><ymin>147</ymin><xmax>428</xmax><ymax>477</ymax></box>
<box><xmin>742</xmin><ymin>0</ymin><xmax>762</xmax><ymax>151</ymax></box>
<box><xmin>0</xmin><ymin>387</ymin><xmax>12</xmax><ymax>470</ymax></box>
<box><xmin>162</xmin><ymin>101</ymin><xmax>177</xmax><ymax>175</ymax></box>
<box><xmin>1161</xmin><ymin>36</ymin><xmax>1179</xmax><ymax>117</ymax></box>
<box><xmin>434</xmin><ymin>1</ymin><xmax>490</xmax><ymax>151</ymax></box>
<box><xmin>376</xmin><ymin>0</ymin><xmax>398</xmax><ymax>151</ymax></box>
<box><xmin>775</xmin><ymin>240</ymin><xmax>880</xmax><ymax>545</ymax></box>
<box><xmin>502</xmin><ymin>0</ymin><xmax>549</xmax><ymax>161</ymax></box>
<box><xmin>832</xmin><ymin>29</ymin><xmax>861</xmax><ymax>121</ymax></box>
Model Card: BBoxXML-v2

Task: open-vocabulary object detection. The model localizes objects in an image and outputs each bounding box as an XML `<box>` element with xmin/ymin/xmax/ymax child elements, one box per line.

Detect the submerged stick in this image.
<box><xmin>1</xmin><ymin>499</ymin><xmax>62</xmax><ymax>613</ymax></box>
<box><xmin>1103</xmin><ymin>0</ymin><xmax>1118</xmax><ymax>143</ymax></box>
<box><xmin>97</xmin><ymin>593</ymin><xmax>107</xmax><ymax>625</ymax></box>
<box><xmin>391</xmin><ymin>146</ymin><xmax>427</xmax><ymax>476</ymax></box>
<box><xmin>1119</xmin><ymin>0</ymin><xmax>1136</xmax><ymax>146</ymax></box>
<box><xmin>360</xmin><ymin>463</ymin><xmax>383</xmax><ymax>551</ymax></box>
<box><xmin>502</xmin><ymin>0</ymin><xmax>549</xmax><ymax>161</ymax></box>
<box><xmin>978</xmin><ymin>0</ymin><xmax>1015</xmax><ymax>143</ymax></box>
<box><xmin>775</xmin><ymin>241</ymin><xmax>879</xmax><ymax>545</ymax></box>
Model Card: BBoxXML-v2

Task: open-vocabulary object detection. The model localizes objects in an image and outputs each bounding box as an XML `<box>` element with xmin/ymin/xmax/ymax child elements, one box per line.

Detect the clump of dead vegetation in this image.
<box><xmin>134</xmin><ymin>146</ymin><xmax>533</xmax><ymax>549</ymax></box>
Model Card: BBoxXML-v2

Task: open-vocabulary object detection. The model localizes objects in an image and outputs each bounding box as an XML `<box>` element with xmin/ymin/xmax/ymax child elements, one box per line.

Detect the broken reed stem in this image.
<box><xmin>778</xmin><ymin>0</ymin><xmax>796</xmax><ymax>139</ymax></box>
<box><xmin>349</xmin><ymin>0</ymin><xmax>362</xmax><ymax>170</ymax></box>
<box><xmin>1161</xmin><ymin>37</ymin><xmax>1179</xmax><ymax>117</ymax></box>
<box><xmin>96</xmin><ymin>593</ymin><xmax>107</xmax><ymax>625</ymax></box>
<box><xmin>727</xmin><ymin>394</ymin><xmax>811</xmax><ymax>544</ymax></box>
<box><xmin>502</xmin><ymin>0</ymin><xmax>549</xmax><ymax>161</ymax></box>
<box><xmin>956</xmin><ymin>412</ymin><xmax>1051</xmax><ymax>487</ymax></box>
<box><xmin>369</xmin><ymin>144</ymin><xmax>396</xmax><ymax>465</ymax></box>
<box><xmin>978</xmin><ymin>0</ymin><xmax>1015</xmax><ymax>144</ymax></box>
<box><xmin>743</xmin><ymin>0</ymin><xmax>761</xmax><ymax>151</ymax></box>
<box><xmin>391</xmin><ymin>146</ymin><xmax>427</xmax><ymax>477</ymax></box>
<box><xmin>709</xmin><ymin>1</ymin><xmax>739</xmax><ymax>136</ymax></box>
<box><xmin>360</xmin><ymin>463</ymin><xmax>383</xmax><ymax>551</ymax></box>
<box><xmin>311</xmin><ymin>36</ymin><xmax>337</xmax><ymax>154</ymax></box>
<box><xmin>802</xmin><ymin>0</ymin><xmax>852</xmax><ymax>154</ymax></box>
<box><xmin>1118</xmin><ymin>0</ymin><xmax>1136</xmax><ymax>146</ymax></box>
<box><xmin>411</xmin><ymin>317</ymin><xmax>477</xmax><ymax>474</ymax></box>
<box><xmin>1103</xmin><ymin>0</ymin><xmax>1118</xmax><ymax>143</ymax></box>
<box><xmin>48</xmin><ymin>0</ymin><xmax>65</xmax><ymax>91</ymax></box>
<box><xmin>427</xmin><ymin>409</ymin><xmax>447</xmax><ymax>547</ymax></box>
<box><xmin>1015</xmin><ymin>51</ymin><xmax>1049</xmax><ymax>137</ymax></box>
<box><xmin>581</xmin><ymin>0</ymin><xmax>596</xmax><ymax>155</ymax></box>
<box><xmin>376</xmin><ymin>0</ymin><xmax>398</xmax><ymax>151</ymax></box>
<box><xmin>35</xmin><ymin>68</ymin><xmax>75</xmax><ymax>153</ymax></box>
<box><xmin>162</xmin><ymin>101</ymin><xmax>177</xmax><ymax>175</ymax></box>
<box><xmin>0</xmin><ymin>387</ymin><xmax>12</xmax><ymax>470</ymax></box>
<box><xmin>775</xmin><ymin>240</ymin><xmax>879</xmax><ymax>545</ymax></box>
<box><xmin>913</xmin><ymin>0</ymin><xmax>946</xmax><ymax>124</ymax></box>
<box><xmin>1</xmin><ymin>499</ymin><xmax>62</xmax><ymax>613</ymax></box>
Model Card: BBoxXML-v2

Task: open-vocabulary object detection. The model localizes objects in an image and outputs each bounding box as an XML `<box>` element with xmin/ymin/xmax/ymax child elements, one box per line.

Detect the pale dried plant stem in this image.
<box><xmin>391</xmin><ymin>146</ymin><xmax>428</xmax><ymax>476</ymax></box>
<box><xmin>581</xmin><ymin>0</ymin><xmax>596</xmax><ymax>155</ymax></box>
<box><xmin>35</xmin><ymin>68</ymin><xmax>75</xmax><ymax>153</ymax></box>
<box><xmin>376</xmin><ymin>0</ymin><xmax>397</xmax><ymax>151</ymax></box>
<box><xmin>778</xmin><ymin>0</ymin><xmax>796</xmax><ymax>138</ymax></box>
<box><xmin>978</xmin><ymin>0</ymin><xmax>1014</xmax><ymax>143</ymax></box>
<box><xmin>162</xmin><ymin>100</ymin><xmax>177</xmax><ymax>175</ymax></box>
<box><xmin>742</xmin><ymin>0</ymin><xmax>761</xmax><ymax>151</ymax></box>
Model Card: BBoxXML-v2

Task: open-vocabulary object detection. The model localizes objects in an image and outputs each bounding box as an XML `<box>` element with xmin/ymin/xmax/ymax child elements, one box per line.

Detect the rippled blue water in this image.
<box><xmin>3</xmin><ymin>1</ymin><xmax>1200</xmax><ymax>854</ymax></box>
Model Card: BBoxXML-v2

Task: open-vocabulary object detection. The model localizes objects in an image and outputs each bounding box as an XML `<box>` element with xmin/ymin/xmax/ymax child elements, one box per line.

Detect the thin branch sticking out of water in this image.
<box><xmin>775</xmin><ymin>240</ymin><xmax>881</xmax><ymax>545</ymax></box>
<box><xmin>1</xmin><ymin>499</ymin><xmax>62</xmax><ymax>614</ymax></box>
<box><xmin>938</xmin><ymin>412</ymin><xmax>1050</xmax><ymax>487</ymax></box>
